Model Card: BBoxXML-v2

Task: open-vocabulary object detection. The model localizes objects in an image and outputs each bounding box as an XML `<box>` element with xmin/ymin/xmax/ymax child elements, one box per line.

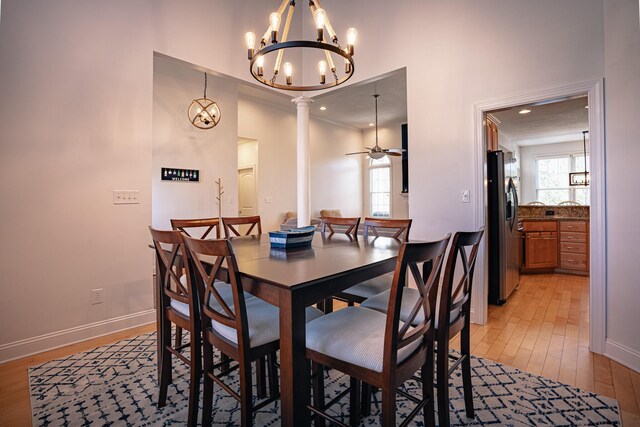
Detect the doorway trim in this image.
<box><xmin>472</xmin><ymin>79</ymin><xmax>606</xmax><ymax>354</ymax></box>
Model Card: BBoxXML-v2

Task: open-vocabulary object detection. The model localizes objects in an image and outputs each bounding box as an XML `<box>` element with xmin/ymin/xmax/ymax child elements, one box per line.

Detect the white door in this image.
<box><xmin>238</xmin><ymin>166</ymin><xmax>257</xmax><ymax>216</ymax></box>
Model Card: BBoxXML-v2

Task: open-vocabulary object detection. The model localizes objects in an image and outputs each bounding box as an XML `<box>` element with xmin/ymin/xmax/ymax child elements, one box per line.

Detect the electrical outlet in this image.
<box><xmin>113</xmin><ymin>190</ymin><xmax>140</xmax><ymax>204</ymax></box>
<box><xmin>461</xmin><ymin>190</ymin><xmax>470</xmax><ymax>203</ymax></box>
<box><xmin>91</xmin><ymin>288</ymin><xmax>104</xmax><ymax>305</ymax></box>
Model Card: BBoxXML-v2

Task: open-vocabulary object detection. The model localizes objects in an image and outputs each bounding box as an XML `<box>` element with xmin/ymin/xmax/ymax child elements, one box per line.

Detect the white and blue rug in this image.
<box><xmin>29</xmin><ymin>332</ymin><xmax>620</xmax><ymax>426</ymax></box>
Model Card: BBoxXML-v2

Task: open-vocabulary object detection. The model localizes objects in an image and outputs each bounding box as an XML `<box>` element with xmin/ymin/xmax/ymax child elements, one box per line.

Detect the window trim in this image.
<box><xmin>534</xmin><ymin>152</ymin><xmax>590</xmax><ymax>205</ymax></box>
<box><xmin>368</xmin><ymin>157</ymin><xmax>392</xmax><ymax>218</ymax></box>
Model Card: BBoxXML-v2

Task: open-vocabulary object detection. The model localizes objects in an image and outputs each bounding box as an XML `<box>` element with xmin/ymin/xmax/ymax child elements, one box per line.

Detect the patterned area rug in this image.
<box><xmin>29</xmin><ymin>332</ymin><xmax>620</xmax><ymax>426</ymax></box>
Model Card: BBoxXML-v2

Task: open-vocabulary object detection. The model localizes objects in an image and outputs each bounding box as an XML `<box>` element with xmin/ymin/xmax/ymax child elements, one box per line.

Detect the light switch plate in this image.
<box><xmin>113</xmin><ymin>190</ymin><xmax>140</xmax><ymax>204</ymax></box>
<box><xmin>461</xmin><ymin>190</ymin><xmax>470</xmax><ymax>203</ymax></box>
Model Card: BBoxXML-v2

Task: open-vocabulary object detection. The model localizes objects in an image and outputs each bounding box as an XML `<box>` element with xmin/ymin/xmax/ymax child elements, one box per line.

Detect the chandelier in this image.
<box><xmin>188</xmin><ymin>73</ymin><xmax>221</xmax><ymax>130</ymax></box>
<box><xmin>244</xmin><ymin>0</ymin><xmax>357</xmax><ymax>91</ymax></box>
<box><xmin>569</xmin><ymin>130</ymin><xmax>590</xmax><ymax>186</ymax></box>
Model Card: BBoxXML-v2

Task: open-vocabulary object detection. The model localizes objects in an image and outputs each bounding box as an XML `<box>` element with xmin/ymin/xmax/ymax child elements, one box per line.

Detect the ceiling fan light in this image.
<box><xmin>368</xmin><ymin>151</ymin><xmax>385</xmax><ymax>160</ymax></box>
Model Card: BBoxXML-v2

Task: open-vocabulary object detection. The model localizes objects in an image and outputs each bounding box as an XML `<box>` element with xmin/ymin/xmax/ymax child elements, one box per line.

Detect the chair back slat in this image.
<box><xmin>222</xmin><ymin>216</ymin><xmax>262</xmax><ymax>238</ymax></box>
<box><xmin>149</xmin><ymin>227</ymin><xmax>198</xmax><ymax>316</ymax></box>
<box><xmin>439</xmin><ymin>228</ymin><xmax>484</xmax><ymax>329</ymax></box>
<box><xmin>182</xmin><ymin>235</ymin><xmax>252</xmax><ymax>352</ymax></box>
<box><xmin>363</xmin><ymin>217</ymin><xmax>412</xmax><ymax>242</ymax></box>
<box><xmin>383</xmin><ymin>235</ymin><xmax>451</xmax><ymax>366</ymax></box>
<box><xmin>171</xmin><ymin>217</ymin><xmax>221</xmax><ymax>239</ymax></box>
<box><xmin>321</xmin><ymin>216</ymin><xmax>360</xmax><ymax>236</ymax></box>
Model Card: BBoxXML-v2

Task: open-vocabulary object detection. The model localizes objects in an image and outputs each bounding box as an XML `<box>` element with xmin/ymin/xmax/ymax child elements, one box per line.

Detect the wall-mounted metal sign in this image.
<box><xmin>161</xmin><ymin>168</ymin><xmax>199</xmax><ymax>182</ymax></box>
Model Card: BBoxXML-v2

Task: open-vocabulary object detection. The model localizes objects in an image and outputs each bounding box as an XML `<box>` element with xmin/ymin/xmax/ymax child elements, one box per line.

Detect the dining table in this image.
<box><xmin>206</xmin><ymin>232</ymin><xmax>403</xmax><ymax>426</ymax></box>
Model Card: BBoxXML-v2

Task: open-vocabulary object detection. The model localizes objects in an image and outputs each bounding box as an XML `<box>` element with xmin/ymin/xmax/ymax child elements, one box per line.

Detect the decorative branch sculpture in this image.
<box><xmin>215</xmin><ymin>178</ymin><xmax>224</xmax><ymax>219</ymax></box>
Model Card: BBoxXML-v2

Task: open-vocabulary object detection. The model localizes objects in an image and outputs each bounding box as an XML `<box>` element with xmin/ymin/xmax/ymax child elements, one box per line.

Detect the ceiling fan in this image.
<box><xmin>346</xmin><ymin>94</ymin><xmax>404</xmax><ymax>159</ymax></box>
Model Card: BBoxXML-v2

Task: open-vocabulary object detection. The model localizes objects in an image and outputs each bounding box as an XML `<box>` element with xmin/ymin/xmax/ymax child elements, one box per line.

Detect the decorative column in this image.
<box><xmin>292</xmin><ymin>96</ymin><xmax>313</xmax><ymax>227</ymax></box>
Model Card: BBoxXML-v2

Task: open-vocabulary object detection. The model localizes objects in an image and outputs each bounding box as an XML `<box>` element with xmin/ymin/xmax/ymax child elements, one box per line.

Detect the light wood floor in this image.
<box><xmin>1</xmin><ymin>273</ymin><xmax>639</xmax><ymax>426</ymax></box>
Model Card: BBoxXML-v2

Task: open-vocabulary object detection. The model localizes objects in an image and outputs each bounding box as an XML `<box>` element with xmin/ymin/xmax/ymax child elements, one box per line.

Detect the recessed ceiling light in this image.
<box><xmin>369</xmin><ymin>123</ymin><xmax>375</xmax><ymax>126</ymax></box>
<box><xmin>585</xmin><ymin>105</ymin><xmax>589</xmax><ymax>109</ymax></box>
<box><xmin>518</xmin><ymin>109</ymin><xmax>531</xmax><ymax>114</ymax></box>
<box><xmin>319</xmin><ymin>106</ymin><xmax>327</xmax><ymax>111</ymax></box>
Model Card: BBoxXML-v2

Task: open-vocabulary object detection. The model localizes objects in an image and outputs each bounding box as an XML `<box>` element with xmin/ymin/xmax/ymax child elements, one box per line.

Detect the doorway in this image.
<box><xmin>473</xmin><ymin>80</ymin><xmax>606</xmax><ymax>354</ymax></box>
<box><xmin>237</xmin><ymin>138</ymin><xmax>258</xmax><ymax>217</ymax></box>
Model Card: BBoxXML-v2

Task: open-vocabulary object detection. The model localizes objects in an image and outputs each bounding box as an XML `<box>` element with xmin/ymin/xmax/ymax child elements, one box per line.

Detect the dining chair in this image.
<box><xmin>336</xmin><ymin>218</ymin><xmax>413</xmax><ymax>307</ymax></box>
<box><xmin>169</xmin><ymin>218</ymin><xmax>225</xmax><ymax>349</ymax></box>
<box><xmin>171</xmin><ymin>217</ymin><xmax>221</xmax><ymax>239</ymax></box>
<box><xmin>305</xmin><ymin>235</ymin><xmax>450</xmax><ymax>427</ymax></box>
<box><xmin>222</xmin><ymin>215</ymin><xmax>262</xmax><ymax>238</ymax></box>
<box><xmin>320</xmin><ymin>216</ymin><xmax>360</xmax><ymax>236</ymax></box>
<box><xmin>182</xmin><ymin>235</ymin><xmax>324</xmax><ymax>426</ymax></box>
<box><xmin>149</xmin><ymin>227</ymin><xmax>202</xmax><ymax>426</ymax></box>
<box><xmin>360</xmin><ymin>228</ymin><xmax>484</xmax><ymax>425</ymax></box>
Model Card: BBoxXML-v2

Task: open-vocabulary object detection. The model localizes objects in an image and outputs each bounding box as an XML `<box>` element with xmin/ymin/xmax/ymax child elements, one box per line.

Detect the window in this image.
<box><xmin>369</xmin><ymin>157</ymin><xmax>391</xmax><ymax>218</ymax></box>
<box><xmin>535</xmin><ymin>154</ymin><xmax>590</xmax><ymax>205</ymax></box>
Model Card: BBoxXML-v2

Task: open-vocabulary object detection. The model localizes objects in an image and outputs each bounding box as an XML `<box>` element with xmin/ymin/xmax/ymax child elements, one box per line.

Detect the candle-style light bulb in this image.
<box><xmin>284</xmin><ymin>62</ymin><xmax>293</xmax><ymax>85</ymax></box>
<box><xmin>245</xmin><ymin>32</ymin><xmax>256</xmax><ymax>59</ymax></box>
<box><xmin>318</xmin><ymin>60</ymin><xmax>327</xmax><ymax>84</ymax></box>
<box><xmin>270</xmin><ymin>12</ymin><xmax>281</xmax><ymax>43</ymax></box>
<box><xmin>346</xmin><ymin>27</ymin><xmax>357</xmax><ymax>55</ymax></box>
<box><xmin>315</xmin><ymin>8</ymin><xmax>326</xmax><ymax>41</ymax></box>
<box><xmin>256</xmin><ymin>55</ymin><xmax>264</xmax><ymax>77</ymax></box>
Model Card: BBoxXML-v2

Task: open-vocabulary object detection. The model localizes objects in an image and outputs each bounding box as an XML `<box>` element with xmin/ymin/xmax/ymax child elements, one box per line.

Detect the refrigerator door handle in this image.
<box><xmin>507</xmin><ymin>177</ymin><xmax>518</xmax><ymax>232</ymax></box>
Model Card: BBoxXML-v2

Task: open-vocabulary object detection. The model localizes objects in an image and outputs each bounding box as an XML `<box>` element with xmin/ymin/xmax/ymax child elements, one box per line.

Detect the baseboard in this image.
<box><xmin>0</xmin><ymin>309</ymin><xmax>156</xmax><ymax>363</ymax></box>
<box><xmin>605</xmin><ymin>339</ymin><xmax>640</xmax><ymax>373</ymax></box>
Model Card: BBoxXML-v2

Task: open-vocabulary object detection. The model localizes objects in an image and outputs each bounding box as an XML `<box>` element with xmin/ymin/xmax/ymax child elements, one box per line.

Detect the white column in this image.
<box><xmin>292</xmin><ymin>96</ymin><xmax>313</xmax><ymax>227</ymax></box>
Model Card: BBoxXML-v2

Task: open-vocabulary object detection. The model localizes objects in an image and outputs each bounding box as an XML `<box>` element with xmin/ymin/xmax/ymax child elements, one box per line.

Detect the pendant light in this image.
<box><xmin>188</xmin><ymin>73</ymin><xmax>221</xmax><ymax>130</ymax></box>
<box><xmin>569</xmin><ymin>130</ymin><xmax>590</xmax><ymax>186</ymax></box>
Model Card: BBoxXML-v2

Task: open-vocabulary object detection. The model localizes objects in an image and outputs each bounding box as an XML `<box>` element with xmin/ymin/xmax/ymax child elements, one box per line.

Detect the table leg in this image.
<box><xmin>279</xmin><ymin>290</ymin><xmax>310</xmax><ymax>426</ymax></box>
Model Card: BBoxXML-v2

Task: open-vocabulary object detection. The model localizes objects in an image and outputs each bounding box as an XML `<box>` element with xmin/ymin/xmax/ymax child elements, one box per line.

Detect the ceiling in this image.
<box><xmin>237</xmin><ymin>68</ymin><xmax>408</xmax><ymax>130</ymax></box>
<box><xmin>490</xmin><ymin>96</ymin><xmax>589</xmax><ymax>146</ymax></box>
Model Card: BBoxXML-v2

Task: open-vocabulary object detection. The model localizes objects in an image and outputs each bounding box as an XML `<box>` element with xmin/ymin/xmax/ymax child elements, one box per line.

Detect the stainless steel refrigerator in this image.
<box><xmin>488</xmin><ymin>150</ymin><xmax>521</xmax><ymax>305</ymax></box>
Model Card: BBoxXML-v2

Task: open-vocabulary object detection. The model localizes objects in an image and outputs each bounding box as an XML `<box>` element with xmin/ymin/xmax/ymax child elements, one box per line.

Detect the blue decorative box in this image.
<box><xmin>268</xmin><ymin>226</ymin><xmax>315</xmax><ymax>248</ymax></box>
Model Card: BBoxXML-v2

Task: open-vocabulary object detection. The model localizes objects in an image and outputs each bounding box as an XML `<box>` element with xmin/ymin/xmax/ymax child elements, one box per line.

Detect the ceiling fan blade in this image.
<box><xmin>345</xmin><ymin>151</ymin><xmax>370</xmax><ymax>155</ymax></box>
<box><xmin>385</xmin><ymin>151</ymin><xmax>402</xmax><ymax>157</ymax></box>
<box><xmin>386</xmin><ymin>148</ymin><xmax>406</xmax><ymax>153</ymax></box>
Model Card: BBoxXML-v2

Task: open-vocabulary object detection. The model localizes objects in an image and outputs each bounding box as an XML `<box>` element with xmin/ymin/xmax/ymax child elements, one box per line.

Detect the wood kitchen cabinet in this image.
<box><xmin>558</xmin><ymin>221</ymin><xmax>589</xmax><ymax>274</ymax></box>
<box><xmin>521</xmin><ymin>219</ymin><xmax>589</xmax><ymax>275</ymax></box>
<box><xmin>523</xmin><ymin>221</ymin><xmax>558</xmax><ymax>269</ymax></box>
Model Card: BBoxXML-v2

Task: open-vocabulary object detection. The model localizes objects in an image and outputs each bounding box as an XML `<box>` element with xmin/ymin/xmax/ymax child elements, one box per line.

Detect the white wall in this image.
<box><xmin>152</xmin><ymin>57</ymin><xmax>239</xmax><ymax>229</ymax></box>
<box><xmin>2</xmin><ymin>0</ymin><xmax>638</xmax><ymax>370</ymax></box>
<box><xmin>362</xmin><ymin>125</ymin><xmax>409</xmax><ymax>218</ymax></box>
<box><xmin>519</xmin><ymin>141</ymin><xmax>584</xmax><ymax>203</ymax></box>
<box><xmin>603</xmin><ymin>0</ymin><xmax>640</xmax><ymax>368</ymax></box>
<box><xmin>237</xmin><ymin>97</ymin><xmax>363</xmax><ymax>232</ymax></box>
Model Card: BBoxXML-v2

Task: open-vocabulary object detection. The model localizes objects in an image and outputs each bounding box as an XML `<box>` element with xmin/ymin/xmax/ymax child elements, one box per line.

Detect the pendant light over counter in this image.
<box><xmin>188</xmin><ymin>73</ymin><xmax>221</xmax><ymax>130</ymax></box>
<box><xmin>569</xmin><ymin>130</ymin><xmax>590</xmax><ymax>186</ymax></box>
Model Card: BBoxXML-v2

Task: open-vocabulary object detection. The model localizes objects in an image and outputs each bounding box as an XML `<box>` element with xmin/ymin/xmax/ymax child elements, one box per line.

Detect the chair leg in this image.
<box><xmin>256</xmin><ymin>356</ymin><xmax>267</xmax><ymax>399</ymax></box>
<box><xmin>187</xmin><ymin>327</ymin><xmax>202</xmax><ymax>427</ymax></box>
<box><xmin>381</xmin><ymin>388</ymin><xmax>396</xmax><ymax>427</ymax></box>
<box><xmin>239</xmin><ymin>358</ymin><xmax>254</xmax><ymax>427</ymax></box>
<box><xmin>175</xmin><ymin>326</ymin><xmax>183</xmax><ymax>348</ymax></box>
<box><xmin>461</xmin><ymin>325</ymin><xmax>475</xmax><ymax>419</ymax></box>
<box><xmin>311</xmin><ymin>362</ymin><xmax>326</xmax><ymax>427</ymax></box>
<box><xmin>158</xmin><ymin>320</ymin><xmax>172</xmax><ymax>407</ymax></box>
<box><xmin>267</xmin><ymin>352</ymin><xmax>280</xmax><ymax>398</ymax></box>
<box><xmin>220</xmin><ymin>353</ymin><xmax>230</xmax><ymax>372</ymax></box>
<box><xmin>347</xmin><ymin>301</ymin><xmax>355</xmax><ymax>307</ymax></box>
<box><xmin>202</xmin><ymin>340</ymin><xmax>215</xmax><ymax>427</ymax></box>
<box><xmin>436</xmin><ymin>338</ymin><xmax>450</xmax><ymax>427</ymax></box>
<box><xmin>349</xmin><ymin>377</ymin><xmax>362</xmax><ymax>426</ymax></box>
<box><xmin>360</xmin><ymin>382</ymin><xmax>372</xmax><ymax>417</ymax></box>
<box><xmin>323</xmin><ymin>298</ymin><xmax>334</xmax><ymax>314</ymax></box>
<box><xmin>421</xmin><ymin>346</ymin><xmax>436</xmax><ymax>427</ymax></box>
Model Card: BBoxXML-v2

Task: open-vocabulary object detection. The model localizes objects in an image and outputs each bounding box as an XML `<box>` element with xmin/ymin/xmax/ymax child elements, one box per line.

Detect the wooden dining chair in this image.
<box><xmin>336</xmin><ymin>218</ymin><xmax>413</xmax><ymax>307</ymax></box>
<box><xmin>171</xmin><ymin>217</ymin><xmax>221</xmax><ymax>239</ymax></box>
<box><xmin>360</xmin><ymin>228</ymin><xmax>484</xmax><ymax>425</ymax></box>
<box><xmin>149</xmin><ymin>227</ymin><xmax>202</xmax><ymax>427</ymax></box>
<box><xmin>182</xmin><ymin>234</ymin><xmax>323</xmax><ymax>426</ymax></box>
<box><xmin>434</xmin><ymin>228</ymin><xmax>484</xmax><ymax>426</ymax></box>
<box><xmin>222</xmin><ymin>215</ymin><xmax>262</xmax><ymax>238</ymax></box>
<box><xmin>320</xmin><ymin>216</ymin><xmax>360</xmax><ymax>236</ymax></box>
<box><xmin>306</xmin><ymin>235</ymin><xmax>450</xmax><ymax>427</ymax></box>
<box><xmin>169</xmin><ymin>218</ymin><xmax>224</xmax><ymax>349</ymax></box>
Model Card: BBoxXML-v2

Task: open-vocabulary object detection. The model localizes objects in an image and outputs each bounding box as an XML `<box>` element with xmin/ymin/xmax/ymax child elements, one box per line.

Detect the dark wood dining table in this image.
<box><xmin>214</xmin><ymin>232</ymin><xmax>403</xmax><ymax>426</ymax></box>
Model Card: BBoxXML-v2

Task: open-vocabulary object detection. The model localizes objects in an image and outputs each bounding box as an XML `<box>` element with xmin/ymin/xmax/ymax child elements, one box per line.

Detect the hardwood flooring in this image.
<box><xmin>0</xmin><ymin>273</ymin><xmax>638</xmax><ymax>426</ymax></box>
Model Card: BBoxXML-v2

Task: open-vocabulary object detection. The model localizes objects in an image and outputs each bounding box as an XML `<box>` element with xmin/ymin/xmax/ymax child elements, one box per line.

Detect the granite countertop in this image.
<box><xmin>519</xmin><ymin>216</ymin><xmax>589</xmax><ymax>221</ymax></box>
